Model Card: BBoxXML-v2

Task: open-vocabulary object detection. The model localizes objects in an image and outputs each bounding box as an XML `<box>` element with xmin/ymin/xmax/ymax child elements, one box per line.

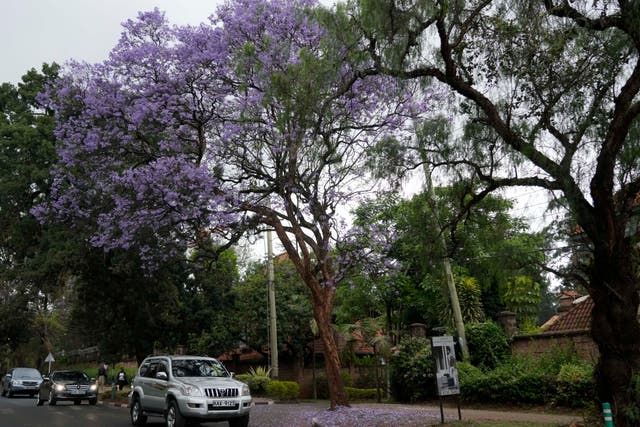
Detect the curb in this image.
<box><xmin>100</xmin><ymin>400</ymin><xmax>128</xmax><ymax>408</ymax></box>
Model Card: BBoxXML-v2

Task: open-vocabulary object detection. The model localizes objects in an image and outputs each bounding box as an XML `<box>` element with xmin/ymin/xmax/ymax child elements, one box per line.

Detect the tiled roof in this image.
<box><xmin>544</xmin><ymin>296</ymin><xmax>593</xmax><ymax>332</ymax></box>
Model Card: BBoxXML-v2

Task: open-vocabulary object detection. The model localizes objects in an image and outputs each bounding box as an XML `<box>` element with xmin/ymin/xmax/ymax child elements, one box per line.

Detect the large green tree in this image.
<box><xmin>69</xmin><ymin>249</ymin><xmax>185</xmax><ymax>364</ymax></box>
<box><xmin>232</xmin><ymin>257</ymin><xmax>314</xmax><ymax>371</ymax></box>
<box><xmin>0</xmin><ymin>64</ymin><xmax>79</xmax><ymax>365</ymax></box>
<box><xmin>343</xmin><ymin>190</ymin><xmax>550</xmax><ymax>333</ymax></box>
<box><xmin>181</xmin><ymin>248</ymin><xmax>241</xmax><ymax>357</ymax></box>
<box><xmin>354</xmin><ymin>0</ymin><xmax>640</xmax><ymax>423</ymax></box>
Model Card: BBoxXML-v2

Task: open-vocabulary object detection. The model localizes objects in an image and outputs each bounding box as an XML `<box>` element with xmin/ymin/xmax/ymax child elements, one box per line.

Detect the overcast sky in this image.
<box><xmin>1</xmin><ymin>0</ymin><xmax>334</xmax><ymax>85</ymax></box>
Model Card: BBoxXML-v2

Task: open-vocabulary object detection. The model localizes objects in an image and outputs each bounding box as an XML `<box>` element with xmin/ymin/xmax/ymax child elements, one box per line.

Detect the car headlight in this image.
<box><xmin>55</xmin><ymin>384</ymin><xmax>65</xmax><ymax>392</ymax></box>
<box><xmin>181</xmin><ymin>384</ymin><xmax>202</xmax><ymax>396</ymax></box>
<box><xmin>89</xmin><ymin>384</ymin><xmax>97</xmax><ymax>392</ymax></box>
<box><xmin>11</xmin><ymin>380</ymin><xmax>20</xmax><ymax>386</ymax></box>
<box><xmin>242</xmin><ymin>384</ymin><xmax>250</xmax><ymax>396</ymax></box>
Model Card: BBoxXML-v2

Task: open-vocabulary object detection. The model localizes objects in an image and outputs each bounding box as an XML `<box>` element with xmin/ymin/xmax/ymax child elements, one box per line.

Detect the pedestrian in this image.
<box><xmin>117</xmin><ymin>367</ymin><xmax>128</xmax><ymax>391</ymax></box>
<box><xmin>97</xmin><ymin>361</ymin><xmax>107</xmax><ymax>393</ymax></box>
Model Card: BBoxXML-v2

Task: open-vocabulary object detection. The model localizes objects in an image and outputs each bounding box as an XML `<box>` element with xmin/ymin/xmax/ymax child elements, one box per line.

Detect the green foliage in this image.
<box><xmin>389</xmin><ymin>337</ymin><xmax>436</xmax><ymax>402</ymax></box>
<box><xmin>622</xmin><ymin>373</ymin><xmax>640</xmax><ymax>423</ymax></box>
<box><xmin>265</xmin><ymin>380</ymin><xmax>299</xmax><ymax>401</ymax></box>
<box><xmin>241</xmin><ymin>366</ymin><xmax>272</xmax><ymax>395</ymax></box>
<box><xmin>554</xmin><ymin>363</ymin><xmax>595</xmax><ymax>407</ymax></box>
<box><xmin>345</xmin><ymin>387</ymin><xmax>378</xmax><ymax>400</ymax></box>
<box><xmin>232</xmin><ymin>258</ymin><xmax>313</xmax><ymax>360</ymax></box>
<box><xmin>182</xmin><ymin>248</ymin><xmax>240</xmax><ymax>356</ymax></box>
<box><xmin>465</xmin><ymin>321</ymin><xmax>510</xmax><ymax>370</ymax></box>
<box><xmin>438</xmin><ymin>273</ymin><xmax>486</xmax><ymax>327</ymax></box>
<box><xmin>502</xmin><ymin>276</ymin><xmax>542</xmax><ymax>326</ymax></box>
<box><xmin>456</xmin><ymin>361</ymin><xmax>484</xmax><ymax>384</ymax></box>
<box><xmin>461</xmin><ymin>357</ymin><xmax>555</xmax><ymax>404</ymax></box>
<box><xmin>460</xmin><ymin>352</ymin><xmax>596</xmax><ymax>408</ymax></box>
<box><xmin>0</xmin><ymin>64</ymin><xmax>78</xmax><ymax>365</ymax></box>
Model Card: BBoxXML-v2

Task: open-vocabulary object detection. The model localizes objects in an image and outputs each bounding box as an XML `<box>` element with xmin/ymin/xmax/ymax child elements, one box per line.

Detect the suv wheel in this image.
<box><xmin>130</xmin><ymin>396</ymin><xmax>148</xmax><ymax>426</ymax></box>
<box><xmin>166</xmin><ymin>399</ymin><xmax>186</xmax><ymax>427</ymax></box>
<box><xmin>229</xmin><ymin>414</ymin><xmax>250</xmax><ymax>427</ymax></box>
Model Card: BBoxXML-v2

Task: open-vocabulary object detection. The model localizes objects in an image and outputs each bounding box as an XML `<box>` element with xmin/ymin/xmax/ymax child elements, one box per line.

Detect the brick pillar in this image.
<box><xmin>409</xmin><ymin>323</ymin><xmax>427</xmax><ymax>338</ymax></box>
<box><xmin>497</xmin><ymin>311</ymin><xmax>517</xmax><ymax>337</ymax></box>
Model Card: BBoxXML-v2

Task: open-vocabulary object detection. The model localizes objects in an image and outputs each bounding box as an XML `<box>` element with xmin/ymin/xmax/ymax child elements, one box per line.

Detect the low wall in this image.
<box><xmin>511</xmin><ymin>329</ymin><xmax>599</xmax><ymax>363</ymax></box>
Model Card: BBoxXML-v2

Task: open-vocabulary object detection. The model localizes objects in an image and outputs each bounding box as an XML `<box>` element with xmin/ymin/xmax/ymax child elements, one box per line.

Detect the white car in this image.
<box><xmin>129</xmin><ymin>355</ymin><xmax>251</xmax><ymax>427</ymax></box>
<box><xmin>1</xmin><ymin>367</ymin><xmax>43</xmax><ymax>398</ymax></box>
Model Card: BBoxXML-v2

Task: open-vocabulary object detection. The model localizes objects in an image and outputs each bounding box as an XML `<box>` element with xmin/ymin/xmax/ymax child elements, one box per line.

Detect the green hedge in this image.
<box><xmin>459</xmin><ymin>354</ymin><xmax>595</xmax><ymax>408</ymax></box>
<box><xmin>266</xmin><ymin>380</ymin><xmax>299</xmax><ymax>401</ymax></box>
<box><xmin>345</xmin><ymin>387</ymin><xmax>378</xmax><ymax>400</ymax></box>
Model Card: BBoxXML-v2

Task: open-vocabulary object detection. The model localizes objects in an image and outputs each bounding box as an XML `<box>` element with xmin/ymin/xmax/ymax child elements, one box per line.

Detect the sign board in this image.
<box><xmin>44</xmin><ymin>353</ymin><xmax>55</xmax><ymax>363</ymax></box>
<box><xmin>431</xmin><ymin>335</ymin><xmax>460</xmax><ymax>396</ymax></box>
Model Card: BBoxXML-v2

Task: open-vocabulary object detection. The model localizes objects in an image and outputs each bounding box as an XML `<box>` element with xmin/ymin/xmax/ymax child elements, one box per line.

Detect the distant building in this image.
<box><xmin>511</xmin><ymin>292</ymin><xmax>598</xmax><ymax>361</ymax></box>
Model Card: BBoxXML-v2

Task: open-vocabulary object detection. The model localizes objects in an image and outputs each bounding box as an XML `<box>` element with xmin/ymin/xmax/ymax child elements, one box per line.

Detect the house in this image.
<box><xmin>510</xmin><ymin>292</ymin><xmax>598</xmax><ymax>361</ymax></box>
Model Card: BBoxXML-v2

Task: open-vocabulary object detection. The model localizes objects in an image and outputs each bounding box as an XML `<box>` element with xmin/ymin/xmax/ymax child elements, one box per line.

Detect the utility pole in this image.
<box><xmin>266</xmin><ymin>227</ymin><xmax>279</xmax><ymax>379</ymax></box>
<box><xmin>423</xmin><ymin>161</ymin><xmax>470</xmax><ymax>361</ymax></box>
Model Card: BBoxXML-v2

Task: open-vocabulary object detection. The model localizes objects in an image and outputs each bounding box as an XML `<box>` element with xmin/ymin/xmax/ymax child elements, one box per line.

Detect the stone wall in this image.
<box><xmin>511</xmin><ymin>329</ymin><xmax>599</xmax><ymax>363</ymax></box>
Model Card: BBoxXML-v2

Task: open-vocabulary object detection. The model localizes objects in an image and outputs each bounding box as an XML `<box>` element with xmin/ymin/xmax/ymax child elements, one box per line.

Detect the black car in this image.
<box><xmin>36</xmin><ymin>370</ymin><xmax>98</xmax><ymax>406</ymax></box>
<box><xmin>1</xmin><ymin>367</ymin><xmax>43</xmax><ymax>397</ymax></box>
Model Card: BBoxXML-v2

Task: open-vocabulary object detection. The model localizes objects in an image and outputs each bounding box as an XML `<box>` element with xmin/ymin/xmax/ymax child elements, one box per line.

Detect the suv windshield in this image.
<box><xmin>13</xmin><ymin>368</ymin><xmax>41</xmax><ymax>379</ymax></box>
<box><xmin>172</xmin><ymin>359</ymin><xmax>229</xmax><ymax>378</ymax></box>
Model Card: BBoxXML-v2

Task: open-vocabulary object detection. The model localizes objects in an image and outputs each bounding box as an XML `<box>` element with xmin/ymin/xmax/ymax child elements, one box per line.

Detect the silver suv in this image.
<box><xmin>129</xmin><ymin>355</ymin><xmax>251</xmax><ymax>427</ymax></box>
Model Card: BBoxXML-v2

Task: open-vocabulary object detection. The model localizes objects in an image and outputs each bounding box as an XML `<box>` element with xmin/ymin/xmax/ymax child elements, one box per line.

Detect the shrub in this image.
<box><xmin>241</xmin><ymin>366</ymin><xmax>272</xmax><ymax>395</ymax></box>
<box><xmin>457</xmin><ymin>361</ymin><xmax>488</xmax><ymax>403</ymax></box>
<box><xmin>465</xmin><ymin>321</ymin><xmax>510</xmax><ymax>370</ymax></box>
<box><xmin>459</xmin><ymin>355</ymin><xmax>596</xmax><ymax>408</ymax></box>
<box><xmin>345</xmin><ymin>387</ymin><xmax>378</xmax><ymax>400</ymax></box>
<box><xmin>460</xmin><ymin>357</ymin><xmax>550</xmax><ymax>404</ymax></box>
<box><xmin>389</xmin><ymin>337</ymin><xmax>436</xmax><ymax>402</ymax></box>
<box><xmin>266</xmin><ymin>380</ymin><xmax>299</xmax><ymax>401</ymax></box>
<box><xmin>554</xmin><ymin>363</ymin><xmax>595</xmax><ymax>407</ymax></box>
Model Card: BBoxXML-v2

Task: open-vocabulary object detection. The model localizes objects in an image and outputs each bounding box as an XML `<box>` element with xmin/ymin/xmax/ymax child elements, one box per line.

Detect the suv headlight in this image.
<box><xmin>242</xmin><ymin>384</ymin><xmax>250</xmax><ymax>396</ymax></box>
<box><xmin>11</xmin><ymin>380</ymin><xmax>20</xmax><ymax>386</ymax></box>
<box><xmin>181</xmin><ymin>384</ymin><xmax>202</xmax><ymax>397</ymax></box>
<box><xmin>55</xmin><ymin>384</ymin><xmax>65</xmax><ymax>392</ymax></box>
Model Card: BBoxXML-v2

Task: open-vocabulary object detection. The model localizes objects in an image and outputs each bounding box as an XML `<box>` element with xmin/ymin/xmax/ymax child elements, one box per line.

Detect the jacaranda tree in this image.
<box><xmin>35</xmin><ymin>0</ymin><xmax>429</xmax><ymax>407</ymax></box>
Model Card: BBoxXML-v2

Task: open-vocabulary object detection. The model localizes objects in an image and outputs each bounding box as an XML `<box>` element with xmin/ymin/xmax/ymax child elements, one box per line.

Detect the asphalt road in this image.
<box><xmin>0</xmin><ymin>394</ymin><xmax>238</xmax><ymax>427</ymax></box>
<box><xmin>0</xmin><ymin>395</ymin><xmax>329</xmax><ymax>427</ymax></box>
<box><xmin>1</xmin><ymin>394</ymin><xmax>583</xmax><ymax>426</ymax></box>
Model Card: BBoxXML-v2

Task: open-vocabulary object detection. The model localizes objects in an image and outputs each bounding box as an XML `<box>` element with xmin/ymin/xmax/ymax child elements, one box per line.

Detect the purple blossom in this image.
<box><xmin>34</xmin><ymin>0</ymin><xmax>438</xmax><ymax>276</ymax></box>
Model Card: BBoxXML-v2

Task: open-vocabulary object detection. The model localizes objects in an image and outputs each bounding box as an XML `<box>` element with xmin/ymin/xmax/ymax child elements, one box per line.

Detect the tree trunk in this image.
<box><xmin>590</xmin><ymin>244</ymin><xmax>640</xmax><ymax>427</ymax></box>
<box><xmin>312</xmin><ymin>293</ymin><xmax>348</xmax><ymax>409</ymax></box>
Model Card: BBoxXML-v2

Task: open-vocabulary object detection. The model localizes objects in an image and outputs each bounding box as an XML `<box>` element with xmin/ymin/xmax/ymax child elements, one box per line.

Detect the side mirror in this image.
<box><xmin>156</xmin><ymin>371</ymin><xmax>168</xmax><ymax>381</ymax></box>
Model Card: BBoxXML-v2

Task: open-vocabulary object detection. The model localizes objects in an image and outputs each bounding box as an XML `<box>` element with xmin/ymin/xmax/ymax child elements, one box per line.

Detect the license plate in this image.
<box><xmin>71</xmin><ymin>390</ymin><xmax>84</xmax><ymax>395</ymax></box>
<box><xmin>210</xmin><ymin>400</ymin><xmax>235</xmax><ymax>407</ymax></box>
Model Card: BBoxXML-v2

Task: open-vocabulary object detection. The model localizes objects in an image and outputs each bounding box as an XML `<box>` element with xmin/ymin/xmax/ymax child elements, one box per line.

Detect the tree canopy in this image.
<box><xmin>34</xmin><ymin>0</ymin><xmax>430</xmax><ymax>408</ymax></box>
<box><xmin>352</xmin><ymin>0</ymin><xmax>640</xmax><ymax>424</ymax></box>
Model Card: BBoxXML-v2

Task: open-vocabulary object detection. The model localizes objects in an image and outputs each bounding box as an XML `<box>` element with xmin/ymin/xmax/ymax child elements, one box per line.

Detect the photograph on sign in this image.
<box><xmin>431</xmin><ymin>336</ymin><xmax>460</xmax><ymax>396</ymax></box>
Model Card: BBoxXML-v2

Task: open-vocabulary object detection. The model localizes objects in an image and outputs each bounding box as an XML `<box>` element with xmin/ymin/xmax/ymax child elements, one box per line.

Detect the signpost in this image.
<box><xmin>431</xmin><ymin>336</ymin><xmax>461</xmax><ymax>423</ymax></box>
<box><xmin>44</xmin><ymin>352</ymin><xmax>55</xmax><ymax>375</ymax></box>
